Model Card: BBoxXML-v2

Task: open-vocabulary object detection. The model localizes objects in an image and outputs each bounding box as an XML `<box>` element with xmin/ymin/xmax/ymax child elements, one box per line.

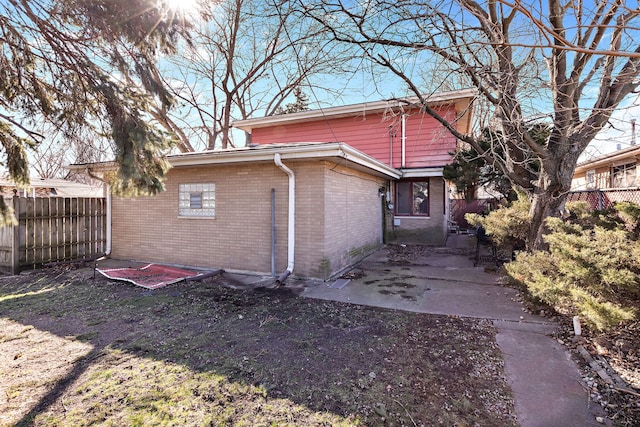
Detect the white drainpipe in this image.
<box><xmin>105</xmin><ymin>185</ymin><xmax>112</xmax><ymax>256</ymax></box>
<box><xmin>274</xmin><ymin>153</ymin><xmax>295</xmax><ymax>282</ymax></box>
<box><xmin>401</xmin><ymin>113</ymin><xmax>407</xmax><ymax>168</ymax></box>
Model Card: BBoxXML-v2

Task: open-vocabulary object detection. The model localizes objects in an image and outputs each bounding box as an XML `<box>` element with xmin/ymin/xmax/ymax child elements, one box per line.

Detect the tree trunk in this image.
<box><xmin>528</xmin><ymin>184</ymin><xmax>565</xmax><ymax>251</ymax></box>
<box><xmin>527</xmin><ymin>150</ymin><xmax>579</xmax><ymax>250</ymax></box>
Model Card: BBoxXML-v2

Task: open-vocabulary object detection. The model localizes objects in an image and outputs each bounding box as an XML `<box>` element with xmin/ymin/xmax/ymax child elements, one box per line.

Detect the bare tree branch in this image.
<box><xmin>299</xmin><ymin>0</ymin><xmax>640</xmax><ymax>248</ymax></box>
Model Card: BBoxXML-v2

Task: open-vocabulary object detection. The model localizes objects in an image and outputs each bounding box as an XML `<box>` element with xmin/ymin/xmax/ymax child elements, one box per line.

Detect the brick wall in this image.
<box><xmin>111</xmin><ymin>159</ymin><xmax>386</xmax><ymax>278</ymax></box>
<box><xmin>321</xmin><ymin>162</ymin><xmax>385</xmax><ymax>277</ymax></box>
<box><xmin>112</xmin><ymin>162</ymin><xmax>290</xmax><ymax>274</ymax></box>
<box><xmin>390</xmin><ymin>177</ymin><xmax>447</xmax><ymax>244</ymax></box>
<box><xmin>290</xmin><ymin>161</ymin><xmax>326</xmax><ymax>277</ymax></box>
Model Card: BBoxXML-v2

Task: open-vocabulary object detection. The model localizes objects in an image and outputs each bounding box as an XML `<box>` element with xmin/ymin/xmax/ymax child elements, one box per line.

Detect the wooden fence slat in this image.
<box><xmin>51</xmin><ymin>198</ymin><xmax>61</xmax><ymax>263</ymax></box>
<box><xmin>0</xmin><ymin>224</ymin><xmax>13</xmax><ymax>266</ymax></box>
<box><xmin>0</xmin><ymin>196</ymin><xmax>106</xmax><ymax>274</ymax></box>
<box><xmin>0</xmin><ymin>197</ymin><xmax>17</xmax><ymax>272</ymax></box>
<box><xmin>42</xmin><ymin>198</ymin><xmax>51</xmax><ymax>264</ymax></box>
<box><xmin>18</xmin><ymin>198</ymin><xmax>28</xmax><ymax>266</ymax></box>
<box><xmin>71</xmin><ymin>198</ymin><xmax>78</xmax><ymax>260</ymax></box>
<box><xmin>89</xmin><ymin>198</ymin><xmax>95</xmax><ymax>255</ymax></box>
<box><xmin>63</xmin><ymin>198</ymin><xmax>71</xmax><ymax>261</ymax></box>
<box><xmin>34</xmin><ymin>198</ymin><xmax>43</xmax><ymax>264</ymax></box>
<box><xmin>83</xmin><ymin>198</ymin><xmax>90</xmax><ymax>258</ymax></box>
<box><xmin>11</xmin><ymin>197</ymin><xmax>19</xmax><ymax>274</ymax></box>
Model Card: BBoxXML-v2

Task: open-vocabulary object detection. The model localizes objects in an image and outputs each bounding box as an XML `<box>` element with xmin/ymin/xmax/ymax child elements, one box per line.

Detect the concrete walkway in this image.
<box><xmin>301</xmin><ymin>235</ymin><xmax>599</xmax><ymax>427</ymax></box>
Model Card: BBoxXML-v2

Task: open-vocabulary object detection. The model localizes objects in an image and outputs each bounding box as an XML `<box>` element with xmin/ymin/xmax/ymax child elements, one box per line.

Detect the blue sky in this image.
<box><xmin>4</xmin><ymin>0</ymin><xmax>639</xmax><ymax>172</ymax></box>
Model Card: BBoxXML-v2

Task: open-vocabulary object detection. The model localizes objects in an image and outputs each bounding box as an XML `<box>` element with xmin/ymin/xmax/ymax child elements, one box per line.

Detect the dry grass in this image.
<box><xmin>0</xmin><ymin>267</ymin><xmax>516</xmax><ymax>426</ymax></box>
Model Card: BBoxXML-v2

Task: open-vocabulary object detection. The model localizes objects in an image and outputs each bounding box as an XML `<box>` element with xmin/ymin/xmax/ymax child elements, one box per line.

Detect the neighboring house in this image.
<box><xmin>0</xmin><ymin>176</ymin><xmax>103</xmax><ymax>198</ymax></box>
<box><xmin>570</xmin><ymin>145</ymin><xmax>640</xmax><ymax>208</ymax></box>
<box><xmin>572</xmin><ymin>145</ymin><xmax>640</xmax><ymax>190</ymax></box>
<box><xmin>71</xmin><ymin>90</ymin><xmax>475</xmax><ymax>280</ymax></box>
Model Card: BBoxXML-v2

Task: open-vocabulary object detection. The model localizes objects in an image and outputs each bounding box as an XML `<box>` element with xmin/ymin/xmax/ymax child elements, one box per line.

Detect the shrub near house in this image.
<box><xmin>472</xmin><ymin>199</ymin><xmax>640</xmax><ymax>332</ymax></box>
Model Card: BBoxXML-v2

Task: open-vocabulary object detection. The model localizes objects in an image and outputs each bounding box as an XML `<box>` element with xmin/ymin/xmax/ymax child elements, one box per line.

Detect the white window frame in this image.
<box><xmin>179</xmin><ymin>183</ymin><xmax>215</xmax><ymax>218</ymax></box>
<box><xmin>395</xmin><ymin>180</ymin><xmax>430</xmax><ymax>217</ymax></box>
<box><xmin>611</xmin><ymin>163</ymin><xmax>637</xmax><ymax>188</ymax></box>
<box><xmin>586</xmin><ymin>169</ymin><xmax>596</xmax><ymax>189</ymax></box>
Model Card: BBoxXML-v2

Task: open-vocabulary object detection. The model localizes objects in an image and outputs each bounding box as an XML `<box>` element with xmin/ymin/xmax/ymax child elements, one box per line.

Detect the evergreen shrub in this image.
<box><xmin>507</xmin><ymin>201</ymin><xmax>640</xmax><ymax>331</ymax></box>
<box><xmin>465</xmin><ymin>191</ymin><xmax>530</xmax><ymax>248</ymax></box>
<box><xmin>467</xmin><ymin>197</ymin><xmax>640</xmax><ymax>332</ymax></box>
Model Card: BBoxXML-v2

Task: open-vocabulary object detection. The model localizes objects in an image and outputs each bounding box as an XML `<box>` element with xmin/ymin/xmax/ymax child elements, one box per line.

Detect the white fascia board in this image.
<box><xmin>232</xmin><ymin>89</ymin><xmax>477</xmax><ymax>131</ymax></box>
<box><xmin>400</xmin><ymin>167</ymin><xmax>445</xmax><ymax>178</ymax></box>
<box><xmin>67</xmin><ymin>143</ymin><xmax>402</xmax><ymax>180</ymax></box>
<box><xmin>337</xmin><ymin>144</ymin><xmax>402</xmax><ymax>179</ymax></box>
<box><xmin>169</xmin><ymin>143</ymin><xmax>402</xmax><ymax>179</ymax></box>
<box><xmin>65</xmin><ymin>161</ymin><xmax>117</xmax><ymax>173</ymax></box>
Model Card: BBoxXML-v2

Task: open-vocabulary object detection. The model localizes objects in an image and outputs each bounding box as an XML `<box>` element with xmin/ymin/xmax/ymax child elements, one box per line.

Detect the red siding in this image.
<box><xmin>403</xmin><ymin>109</ymin><xmax>457</xmax><ymax>168</ymax></box>
<box><xmin>251</xmin><ymin>106</ymin><xmax>458</xmax><ymax>168</ymax></box>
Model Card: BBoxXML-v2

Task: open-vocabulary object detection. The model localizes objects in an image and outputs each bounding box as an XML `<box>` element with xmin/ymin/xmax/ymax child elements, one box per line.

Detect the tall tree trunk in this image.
<box><xmin>528</xmin><ymin>147</ymin><xmax>580</xmax><ymax>250</ymax></box>
<box><xmin>528</xmin><ymin>179</ymin><xmax>565</xmax><ymax>251</ymax></box>
<box><xmin>220</xmin><ymin>102</ymin><xmax>233</xmax><ymax>149</ymax></box>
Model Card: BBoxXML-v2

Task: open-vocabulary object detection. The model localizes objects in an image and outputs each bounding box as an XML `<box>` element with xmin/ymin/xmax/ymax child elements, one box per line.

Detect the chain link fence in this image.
<box><xmin>566</xmin><ymin>189</ymin><xmax>640</xmax><ymax>210</ymax></box>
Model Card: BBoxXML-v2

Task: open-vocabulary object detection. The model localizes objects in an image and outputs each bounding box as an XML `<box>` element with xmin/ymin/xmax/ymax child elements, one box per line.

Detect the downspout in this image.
<box><xmin>271</xmin><ymin>188</ymin><xmax>276</xmax><ymax>277</ymax></box>
<box><xmin>105</xmin><ymin>186</ymin><xmax>112</xmax><ymax>256</ymax></box>
<box><xmin>401</xmin><ymin>114</ymin><xmax>407</xmax><ymax>168</ymax></box>
<box><xmin>274</xmin><ymin>153</ymin><xmax>295</xmax><ymax>282</ymax></box>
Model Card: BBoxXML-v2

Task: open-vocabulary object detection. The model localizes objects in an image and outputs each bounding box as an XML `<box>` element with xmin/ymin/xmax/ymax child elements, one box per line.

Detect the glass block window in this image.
<box><xmin>179</xmin><ymin>183</ymin><xmax>215</xmax><ymax>217</ymax></box>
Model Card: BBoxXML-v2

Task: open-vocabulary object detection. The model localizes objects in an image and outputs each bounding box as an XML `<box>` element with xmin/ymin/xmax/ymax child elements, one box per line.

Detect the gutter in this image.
<box><xmin>575</xmin><ymin>146</ymin><xmax>640</xmax><ymax>173</ymax></box>
<box><xmin>169</xmin><ymin>142</ymin><xmax>401</xmax><ymax>178</ymax></box>
<box><xmin>274</xmin><ymin>153</ymin><xmax>295</xmax><ymax>283</ymax></box>
<box><xmin>67</xmin><ymin>143</ymin><xmax>401</xmax><ymax>180</ymax></box>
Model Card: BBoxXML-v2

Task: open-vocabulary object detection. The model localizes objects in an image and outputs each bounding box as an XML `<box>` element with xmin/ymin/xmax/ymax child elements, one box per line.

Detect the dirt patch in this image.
<box><xmin>565</xmin><ymin>321</ymin><xmax>640</xmax><ymax>426</ymax></box>
<box><xmin>591</xmin><ymin>321</ymin><xmax>640</xmax><ymax>390</ymax></box>
<box><xmin>387</xmin><ymin>243</ymin><xmax>475</xmax><ymax>265</ymax></box>
<box><xmin>340</xmin><ymin>269</ymin><xmax>366</xmax><ymax>280</ymax></box>
<box><xmin>0</xmin><ymin>266</ymin><xmax>517</xmax><ymax>426</ymax></box>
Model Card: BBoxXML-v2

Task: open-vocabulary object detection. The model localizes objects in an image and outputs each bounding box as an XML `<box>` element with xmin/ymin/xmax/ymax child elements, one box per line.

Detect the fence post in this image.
<box><xmin>597</xmin><ymin>190</ymin><xmax>603</xmax><ymax>210</ymax></box>
<box><xmin>11</xmin><ymin>196</ymin><xmax>20</xmax><ymax>274</ymax></box>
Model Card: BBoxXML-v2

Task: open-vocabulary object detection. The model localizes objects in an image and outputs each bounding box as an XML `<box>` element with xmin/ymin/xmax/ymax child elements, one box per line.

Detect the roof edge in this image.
<box><xmin>400</xmin><ymin>167</ymin><xmax>445</xmax><ymax>178</ymax></box>
<box><xmin>232</xmin><ymin>89</ymin><xmax>477</xmax><ymax>131</ymax></box>
<box><xmin>67</xmin><ymin>143</ymin><xmax>402</xmax><ymax>180</ymax></box>
<box><xmin>575</xmin><ymin>145</ymin><xmax>640</xmax><ymax>172</ymax></box>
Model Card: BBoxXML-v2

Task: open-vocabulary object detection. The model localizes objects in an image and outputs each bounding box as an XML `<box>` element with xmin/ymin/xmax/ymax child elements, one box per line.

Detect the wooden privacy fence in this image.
<box><xmin>450</xmin><ymin>198</ymin><xmax>490</xmax><ymax>229</ymax></box>
<box><xmin>0</xmin><ymin>197</ymin><xmax>106</xmax><ymax>274</ymax></box>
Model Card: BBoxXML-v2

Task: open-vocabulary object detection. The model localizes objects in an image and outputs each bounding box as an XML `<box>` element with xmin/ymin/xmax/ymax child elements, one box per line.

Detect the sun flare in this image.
<box><xmin>162</xmin><ymin>0</ymin><xmax>200</xmax><ymax>16</ymax></box>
